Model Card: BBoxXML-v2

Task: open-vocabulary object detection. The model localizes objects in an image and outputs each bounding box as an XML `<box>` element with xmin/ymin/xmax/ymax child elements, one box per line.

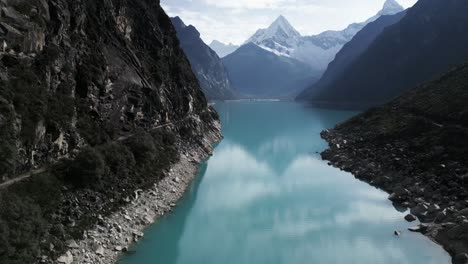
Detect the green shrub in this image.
<box><xmin>8</xmin><ymin>66</ymin><xmax>47</xmax><ymax>145</ymax></box>
<box><xmin>11</xmin><ymin>173</ymin><xmax>62</xmax><ymax>215</ymax></box>
<box><xmin>98</xmin><ymin>142</ymin><xmax>136</xmax><ymax>175</ymax></box>
<box><xmin>0</xmin><ymin>193</ymin><xmax>46</xmax><ymax>264</ymax></box>
<box><xmin>46</xmin><ymin>94</ymin><xmax>75</xmax><ymax>132</ymax></box>
<box><xmin>66</xmin><ymin>147</ymin><xmax>108</xmax><ymax>188</ymax></box>
<box><xmin>76</xmin><ymin>114</ymin><xmax>109</xmax><ymax>146</ymax></box>
<box><xmin>125</xmin><ymin>129</ymin><xmax>157</xmax><ymax>162</ymax></box>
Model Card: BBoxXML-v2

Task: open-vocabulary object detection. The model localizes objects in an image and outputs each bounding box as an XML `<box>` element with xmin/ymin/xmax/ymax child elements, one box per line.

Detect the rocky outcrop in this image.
<box><xmin>0</xmin><ymin>0</ymin><xmax>221</xmax><ymax>263</ymax></box>
<box><xmin>321</xmin><ymin>63</ymin><xmax>468</xmax><ymax>263</ymax></box>
<box><xmin>171</xmin><ymin>16</ymin><xmax>237</xmax><ymax>100</ymax></box>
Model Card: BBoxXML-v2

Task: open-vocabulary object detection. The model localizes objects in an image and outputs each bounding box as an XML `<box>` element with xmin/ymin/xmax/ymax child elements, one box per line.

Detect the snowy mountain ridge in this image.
<box><xmin>245</xmin><ymin>0</ymin><xmax>405</xmax><ymax>72</ymax></box>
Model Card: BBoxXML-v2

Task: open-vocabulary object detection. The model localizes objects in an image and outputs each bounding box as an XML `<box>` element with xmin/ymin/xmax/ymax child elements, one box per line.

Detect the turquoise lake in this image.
<box><xmin>120</xmin><ymin>101</ymin><xmax>450</xmax><ymax>264</ymax></box>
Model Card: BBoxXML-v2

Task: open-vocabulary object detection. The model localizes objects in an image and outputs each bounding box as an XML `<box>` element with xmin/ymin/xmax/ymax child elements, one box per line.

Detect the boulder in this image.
<box><xmin>66</xmin><ymin>239</ymin><xmax>79</xmax><ymax>249</ymax></box>
<box><xmin>144</xmin><ymin>216</ymin><xmax>153</xmax><ymax>224</ymax></box>
<box><xmin>428</xmin><ymin>203</ymin><xmax>441</xmax><ymax>214</ymax></box>
<box><xmin>460</xmin><ymin>208</ymin><xmax>468</xmax><ymax>217</ymax></box>
<box><xmin>404</xmin><ymin>214</ymin><xmax>417</xmax><ymax>222</ymax></box>
<box><xmin>123</xmin><ymin>214</ymin><xmax>132</xmax><ymax>221</ymax></box>
<box><xmin>389</xmin><ymin>186</ymin><xmax>410</xmax><ymax>202</ymax></box>
<box><xmin>408</xmin><ymin>223</ymin><xmax>431</xmax><ymax>233</ymax></box>
<box><xmin>133</xmin><ymin>231</ymin><xmax>144</xmax><ymax>238</ymax></box>
<box><xmin>454</xmin><ymin>253</ymin><xmax>468</xmax><ymax>264</ymax></box>
<box><xmin>411</xmin><ymin>203</ymin><xmax>429</xmax><ymax>217</ymax></box>
<box><xmin>435</xmin><ymin>211</ymin><xmax>447</xmax><ymax>223</ymax></box>
<box><xmin>57</xmin><ymin>251</ymin><xmax>73</xmax><ymax>264</ymax></box>
<box><xmin>95</xmin><ymin>245</ymin><xmax>105</xmax><ymax>256</ymax></box>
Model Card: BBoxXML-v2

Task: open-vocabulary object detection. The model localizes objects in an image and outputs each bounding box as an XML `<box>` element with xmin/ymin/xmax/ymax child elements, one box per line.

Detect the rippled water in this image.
<box><xmin>120</xmin><ymin>101</ymin><xmax>450</xmax><ymax>264</ymax></box>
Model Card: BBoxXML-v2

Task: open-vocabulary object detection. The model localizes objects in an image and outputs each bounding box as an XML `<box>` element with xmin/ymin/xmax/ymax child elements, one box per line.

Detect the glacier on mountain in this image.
<box><xmin>245</xmin><ymin>0</ymin><xmax>405</xmax><ymax>73</ymax></box>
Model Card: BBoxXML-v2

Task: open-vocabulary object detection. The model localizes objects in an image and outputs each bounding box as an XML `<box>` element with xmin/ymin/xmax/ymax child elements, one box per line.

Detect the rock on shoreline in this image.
<box><xmin>54</xmin><ymin>121</ymin><xmax>222</xmax><ymax>264</ymax></box>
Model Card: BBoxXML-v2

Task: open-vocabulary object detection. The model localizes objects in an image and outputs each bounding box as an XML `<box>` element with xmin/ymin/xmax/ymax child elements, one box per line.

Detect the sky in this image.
<box><xmin>161</xmin><ymin>0</ymin><xmax>418</xmax><ymax>45</ymax></box>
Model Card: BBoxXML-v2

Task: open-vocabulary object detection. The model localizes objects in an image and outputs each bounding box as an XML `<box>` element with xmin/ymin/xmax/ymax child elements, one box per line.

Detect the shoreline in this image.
<box><xmin>56</xmin><ymin>120</ymin><xmax>222</xmax><ymax>264</ymax></box>
<box><xmin>320</xmin><ymin>129</ymin><xmax>468</xmax><ymax>264</ymax></box>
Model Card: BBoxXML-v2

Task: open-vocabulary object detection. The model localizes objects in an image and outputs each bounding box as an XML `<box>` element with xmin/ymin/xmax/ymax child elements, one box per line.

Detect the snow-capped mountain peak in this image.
<box><xmin>246</xmin><ymin>16</ymin><xmax>301</xmax><ymax>46</ymax></box>
<box><xmin>245</xmin><ymin>15</ymin><xmax>301</xmax><ymax>57</ymax></box>
<box><xmin>268</xmin><ymin>15</ymin><xmax>301</xmax><ymax>39</ymax></box>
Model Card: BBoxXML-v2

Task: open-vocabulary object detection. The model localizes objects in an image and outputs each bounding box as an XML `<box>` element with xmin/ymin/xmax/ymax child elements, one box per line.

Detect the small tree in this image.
<box><xmin>66</xmin><ymin>147</ymin><xmax>107</xmax><ymax>188</ymax></box>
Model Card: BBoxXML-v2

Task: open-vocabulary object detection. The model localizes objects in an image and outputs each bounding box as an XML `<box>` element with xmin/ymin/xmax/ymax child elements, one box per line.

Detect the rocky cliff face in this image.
<box><xmin>0</xmin><ymin>0</ymin><xmax>216</xmax><ymax>179</ymax></box>
<box><xmin>321</xmin><ymin>63</ymin><xmax>468</xmax><ymax>263</ymax></box>
<box><xmin>0</xmin><ymin>0</ymin><xmax>221</xmax><ymax>263</ymax></box>
<box><xmin>171</xmin><ymin>16</ymin><xmax>237</xmax><ymax>100</ymax></box>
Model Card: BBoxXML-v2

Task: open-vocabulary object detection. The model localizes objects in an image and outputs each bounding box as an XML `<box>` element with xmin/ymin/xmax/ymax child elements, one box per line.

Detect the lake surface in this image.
<box><xmin>120</xmin><ymin>101</ymin><xmax>450</xmax><ymax>264</ymax></box>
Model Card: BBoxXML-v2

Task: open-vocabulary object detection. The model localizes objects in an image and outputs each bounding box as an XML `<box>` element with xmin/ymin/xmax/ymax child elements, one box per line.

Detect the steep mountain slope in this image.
<box><xmin>222</xmin><ymin>43</ymin><xmax>318</xmax><ymax>99</ymax></box>
<box><xmin>245</xmin><ymin>0</ymin><xmax>404</xmax><ymax>72</ymax></box>
<box><xmin>171</xmin><ymin>17</ymin><xmax>236</xmax><ymax>100</ymax></box>
<box><xmin>321</xmin><ymin>63</ymin><xmax>468</xmax><ymax>264</ymax></box>
<box><xmin>307</xmin><ymin>0</ymin><xmax>468</xmax><ymax>108</ymax></box>
<box><xmin>297</xmin><ymin>11</ymin><xmax>407</xmax><ymax>101</ymax></box>
<box><xmin>0</xmin><ymin>0</ymin><xmax>221</xmax><ymax>263</ymax></box>
<box><xmin>209</xmin><ymin>40</ymin><xmax>239</xmax><ymax>58</ymax></box>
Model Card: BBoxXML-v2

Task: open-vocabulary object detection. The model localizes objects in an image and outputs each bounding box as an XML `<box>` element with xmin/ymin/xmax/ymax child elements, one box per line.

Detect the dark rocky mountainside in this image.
<box><xmin>297</xmin><ymin>11</ymin><xmax>406</xmax><ymax>102</ymax></box>
<box><xmin>223</xmin><ymin>43</ymin><xmax>319</xmax><ymax>99</ymax></box>
<box><xmin>321</xmin><ymin>63</ymin><xmax>468</xmax><ymax>263</ymax></box>
<box><xmin>171</xmin><ymin>17</ymin><xmax>237</xmax><ymax>100</ymax></box>
<box><xmin>303</xmin><ymin>0</ymin><xmax>468</xmax><ymax>109</ymax></box>
<box><xmin>0</xmin><ymin>0</ymin><xmax>220</xmax><ymax>263</ymax></box>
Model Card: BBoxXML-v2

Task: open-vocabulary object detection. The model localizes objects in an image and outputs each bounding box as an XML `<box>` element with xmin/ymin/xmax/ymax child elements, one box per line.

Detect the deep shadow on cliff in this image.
<box><xmin>171</xmin><ymin>16</ymin><xmax>237</xmax><ymax>100</ymax></box>
<box><xmin>321</xmin><ymin>63</ymin><xmax>468</xmax><ymax>264</ymax></box>
<box><xmin>0</xmin><ymin>0</ymin><xmax>220</xmax><ymax>263</ymax></box>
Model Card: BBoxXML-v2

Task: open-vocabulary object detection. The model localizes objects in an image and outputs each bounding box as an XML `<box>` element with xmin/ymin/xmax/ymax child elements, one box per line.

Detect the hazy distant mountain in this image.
<box><xmin>209</xmin><ymin>40</ymin><xmax>239</xmax><ymax>58</ymax></box>
<box><xmin>171</xmin><ymin>17</ymin><xmax>237</xmax><ymax>100</ymax></box>
<box><xmin>297</xmin><ymin>10</ymin><xmax>407</xmax><ymax>102</ymax></box>
<box><xmin>245</xmin><ymin>0</ymin><xmax>404</xmax><ymax>73</ymax></box>
<box><xmin>299</xmin><ymin>0</ymin><xmax>468</xmax><ymax>108</ymax></box>
<box><xmin>222</xmin><ymin>43</ymin><xmax>319</xmax><ymax>99</ymax></box>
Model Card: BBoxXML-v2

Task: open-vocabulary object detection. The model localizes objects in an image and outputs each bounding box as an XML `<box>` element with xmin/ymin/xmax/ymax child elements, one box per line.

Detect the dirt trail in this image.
<box><xmin>0</xmin><ymin>167</ymin><xmax>47</xmax><ymax>189</ymax></box>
